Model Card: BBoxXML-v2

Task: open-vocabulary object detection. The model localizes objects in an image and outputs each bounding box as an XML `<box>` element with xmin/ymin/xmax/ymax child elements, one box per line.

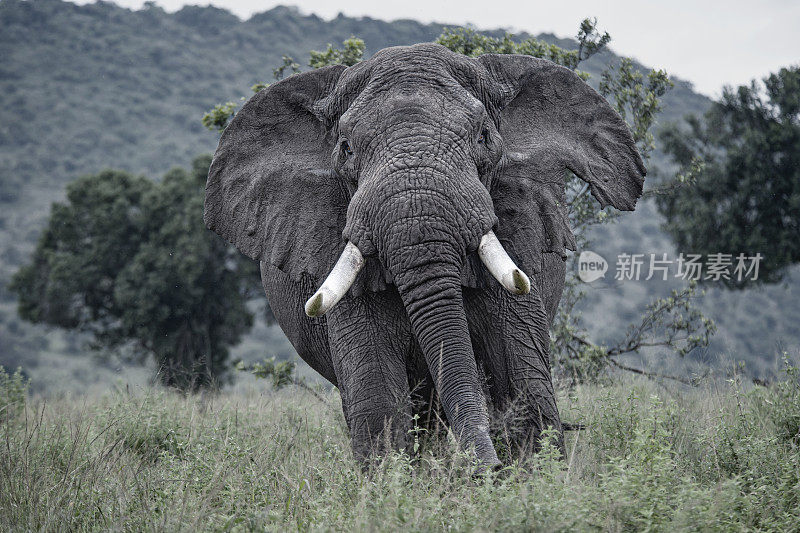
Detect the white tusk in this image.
<box><xmin>477</xmin><ymin>231</ymin><xmax>531</xmax><ymax>295</ymax></box>
<box><xmin>305</xmin><ymin>242</ymin><xmax>365</xmax><ymax>317</ymax></box>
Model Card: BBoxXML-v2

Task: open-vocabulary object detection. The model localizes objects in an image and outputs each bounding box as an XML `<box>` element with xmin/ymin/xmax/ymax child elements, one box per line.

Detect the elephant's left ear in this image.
<box><xmin>476</xmin><ymin>53</ymin><xmax>646</xmax><ymax>260</ymax></box>
<box><xmin>204</xmin><ymin>65</ymin><xmax>350</xmax><ymax>282</ymax></box>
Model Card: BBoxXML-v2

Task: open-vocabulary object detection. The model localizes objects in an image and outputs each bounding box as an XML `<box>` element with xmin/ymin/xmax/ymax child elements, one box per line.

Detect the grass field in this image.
<box><xmin>1</xmin><ymin>365</ymin><xmax>799</xmax><ymax>532</ymax></box>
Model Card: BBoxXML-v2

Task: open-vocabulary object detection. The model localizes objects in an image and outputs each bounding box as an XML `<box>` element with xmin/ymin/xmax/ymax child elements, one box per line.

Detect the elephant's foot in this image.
<box><xmin>348</xmin><ymin>410</ymin><xmax>413</xmax><ymax>465</ymax></box>
<box><xmin>502</xmin><ymin>387</ymin><xmax>564</xmax><ymax>458</ymax></box>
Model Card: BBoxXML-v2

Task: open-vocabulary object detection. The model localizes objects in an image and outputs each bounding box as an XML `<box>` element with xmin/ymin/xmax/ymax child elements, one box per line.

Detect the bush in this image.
<box><xmin>0</xmin><ymin>366</ymin><xmax>28</xmax><ymax>420</ymax></box>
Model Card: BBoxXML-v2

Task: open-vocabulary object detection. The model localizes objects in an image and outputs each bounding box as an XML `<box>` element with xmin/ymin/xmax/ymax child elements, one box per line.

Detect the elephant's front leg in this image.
<box><xmin>325</xmin><ymin>290</ymin><xmax>415</xmax><ymax>464</ymax></box>
<box><xmin>464</xmin><ymin>284</ymin><xmax>564</xmax><ymax>457</ymax></box>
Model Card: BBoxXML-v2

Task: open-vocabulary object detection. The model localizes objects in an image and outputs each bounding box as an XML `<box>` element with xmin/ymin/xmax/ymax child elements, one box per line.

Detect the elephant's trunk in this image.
<box><xmin>392</xmin><ymin>258</ymin><xmax>500</xmax><ymax>468</ymax></box>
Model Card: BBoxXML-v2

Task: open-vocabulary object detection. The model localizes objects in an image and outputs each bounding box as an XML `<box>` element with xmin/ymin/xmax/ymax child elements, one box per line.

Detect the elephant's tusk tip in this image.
<box><xmin>478</xmin><ymin>231</ymin><xmax>531</xmax><ymax>296</ymax></box>
<box><xmin>304</xmin><ymin>241</ymin><xmax>364</xmax><ymax>318</ymax></box>
<box><xmin>304</xmin><ymin>292</ymin><xmax>326</xmax><ymax>317</ymax></box>
<box><xmin>507</xmin><ymin>269</ymin><xmax>530</xmax><ymax>295</ymax></box>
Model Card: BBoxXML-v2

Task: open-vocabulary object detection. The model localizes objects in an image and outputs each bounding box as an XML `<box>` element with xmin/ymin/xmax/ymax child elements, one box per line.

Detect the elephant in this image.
<box><xmin>204</xmin><ymin>43</ymin><xmax>644</xmax><ymax>469</ymax></box>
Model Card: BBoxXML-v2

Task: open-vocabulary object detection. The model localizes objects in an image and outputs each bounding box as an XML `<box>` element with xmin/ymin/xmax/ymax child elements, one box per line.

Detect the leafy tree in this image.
<box><xmin>435</xmin><ymin>27</ymin><xmax>584</xmax><ymax>72</ymax></box>
<box><xmin>309</xmin><ymin>36</ymin><xmax>365</xmax><ymax>69</ymax></box>
<box><xmin>202</xmin><ymin>37</ymin><xmax>366</xmax><ymax>133</ymax></box>
<box><xmin>10</xmin><ymin>156</ymin><xmax>255</xmax><ymax>390</ymax></box>
<box><xmin>657</xmin><ymin>66</ymin><xmax>800</xmax><ymax>286</ymax></box>
<box><xmin>600</xmin><ymin>58</ymin><xmax>672</xmax><ymax>159</ymax></box>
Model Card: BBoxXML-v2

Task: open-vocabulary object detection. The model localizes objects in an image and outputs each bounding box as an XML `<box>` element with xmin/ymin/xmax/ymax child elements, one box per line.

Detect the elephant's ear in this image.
<box><xmin>204</xmin><ymin>65</ymin><xmax>349</xmax><ymax>282</ymax></box>
<box><xmin>477</xmin><ymin>53</ymin><xmax>645</xmax><ymax>264</ymax></box>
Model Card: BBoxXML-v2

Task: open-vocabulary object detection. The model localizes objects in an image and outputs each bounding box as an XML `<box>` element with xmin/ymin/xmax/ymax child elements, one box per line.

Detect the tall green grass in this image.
<box><xmin>1</xmin><ymin>364</ymin><xmax>799</xmax><ymax>531</ymax></box>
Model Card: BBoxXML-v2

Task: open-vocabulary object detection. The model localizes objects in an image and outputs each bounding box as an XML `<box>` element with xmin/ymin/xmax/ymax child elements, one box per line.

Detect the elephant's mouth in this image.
<box><xmin>304</xmin><ymin>230</ymin><xmax>530</xmax><ymax>317</ymax></box>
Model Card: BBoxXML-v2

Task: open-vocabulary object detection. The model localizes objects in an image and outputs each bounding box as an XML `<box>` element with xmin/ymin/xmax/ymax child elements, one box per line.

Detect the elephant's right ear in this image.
<box><xmin>478</xmin><ymin>54</ymin><xmax>646</xmax><ymax>212</ymax></box>
<box><xmin>204</xmin><ymin>65</ymin><xmax>349</xmax><ymax>281</ymax></box>
<box><xmin>470</xmin><ymin>53</ymin><xmax>646</xmax><ymax>272</ymax></box>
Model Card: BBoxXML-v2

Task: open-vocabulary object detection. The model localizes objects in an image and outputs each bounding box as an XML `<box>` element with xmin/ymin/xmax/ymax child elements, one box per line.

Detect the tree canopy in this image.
<box><xmin>11</xmin><ymin>156</ymin><xmax>255</xmax><ymax>389</ymax></box>
<box><xmin>658</xmin><ymin>66</ymin><xmax>800</xmax><ymax>287</ymax></box>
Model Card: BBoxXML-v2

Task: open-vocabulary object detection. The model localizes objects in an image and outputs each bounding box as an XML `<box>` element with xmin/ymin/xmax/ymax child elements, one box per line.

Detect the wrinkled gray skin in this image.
<box><xmin>205</xmin><ymin>44</ymin><xmax>645</xmax><ymax>468</ymax></box>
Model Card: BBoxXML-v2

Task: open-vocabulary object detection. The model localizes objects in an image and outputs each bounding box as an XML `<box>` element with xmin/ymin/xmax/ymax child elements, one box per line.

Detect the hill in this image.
<box><xmin>0</xmin><ymin>0</ymin><xmax>796</xmax><ymax>389</ymax></box>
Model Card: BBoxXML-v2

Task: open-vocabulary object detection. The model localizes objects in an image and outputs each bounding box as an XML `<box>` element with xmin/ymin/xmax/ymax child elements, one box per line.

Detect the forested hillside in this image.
<box><xmin>0</xmin><ymin>0</ymin><xmax>796</xmax><ymax>389</ymax></box>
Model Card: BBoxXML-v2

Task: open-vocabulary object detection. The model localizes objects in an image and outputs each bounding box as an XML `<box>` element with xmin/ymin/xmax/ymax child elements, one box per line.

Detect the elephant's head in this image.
<box><xmin>205</xmin><ymin>44</ymin><xmax>645</xmax><ymax>465</ymax></box>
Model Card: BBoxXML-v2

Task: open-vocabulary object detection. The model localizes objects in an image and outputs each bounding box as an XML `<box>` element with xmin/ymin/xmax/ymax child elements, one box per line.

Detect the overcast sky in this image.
<box><xmin>73</xmin><ymin>0</ymin><xmax>800</xmax><ymax>97</ymax></box>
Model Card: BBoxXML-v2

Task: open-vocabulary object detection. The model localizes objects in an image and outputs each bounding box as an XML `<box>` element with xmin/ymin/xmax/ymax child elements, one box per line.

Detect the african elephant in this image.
<box><xmin>204</xmin><ymin>43</ymin><xmax>644</xmax><ymax>469</ymax></box>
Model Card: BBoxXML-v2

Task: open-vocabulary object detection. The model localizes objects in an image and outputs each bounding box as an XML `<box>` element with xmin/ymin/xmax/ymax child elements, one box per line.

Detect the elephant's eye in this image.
<box><xmin>477</xmin><ymin>128</ymin><xmax>489</xmax><ymax>144</ymax></box>
<box><xmin>341</xmin><ymin>140</ymin><xmax>353</xmax><ymax>157</ymax></box>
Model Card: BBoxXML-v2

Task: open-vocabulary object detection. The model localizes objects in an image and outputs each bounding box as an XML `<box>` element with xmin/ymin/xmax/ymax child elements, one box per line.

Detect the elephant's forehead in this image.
<box><xmin>369</xmin><ymin>46</ymin><xmax>482</xmax><ymax>88</ymax></box>
<box><xmin>339</xmin><ymin>55</ymin><xmax>485</xmax><ymax>128</ymax></box>
<box><xmin>369</xmin><ymin>43</ymin><xmax>465</xmax><ymax>70</ymax></box>
<box><xmin>318</xmin><ymin>43</ymin><xmax>496</xmax><ymax>126</ymax></box>
<box><xmin>339</xmin><ymin>81</ymin><xmax>484</xmax><ymax>134</ymax></box>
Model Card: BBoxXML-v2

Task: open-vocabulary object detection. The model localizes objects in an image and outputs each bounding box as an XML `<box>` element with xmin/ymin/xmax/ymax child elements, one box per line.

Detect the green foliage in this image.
<box><xmin>10</xmin><ymin>156</ymin><xmax>256</xmax><ymax>390</ymax></box>
<box><xmin>2</xmin><ymin>377</ymin><xmax>800</xmax><ymax>530</ymax></box>
<box><xmin>273</xmin><ymin>54</ymin><xmax>301</xmax><ymax>81</ymax></box>
<box><xmin>435</xmin><ymin>18</ymin><xmax>612</xmax><ymax>81</ymax></box>
<box><xmin>236</xmin><ymin>356</ymin><xmax>297</xmax><ymax>389</ymax></box>
<box><xmin>0</xmin><ymin>366</ymin><xmax>28</xmax><ymax>420</ymax></box>
<box><xmin>202</xmin><ymin>37</ymin><xmax>365</xmax><ymax>133</ymax></box>
<box><xmin>308</xmin><ymin>36</ymin><xmax>365</xmax><ymax>69</ymax></box>
<box><xmin>576</xmin><ymin>17</ymin><xmax>610</xmax><ymax>62</ymax></box>
<box><xmin>435</xmin><ymin>27</ymin><xmax>582</xmax><ymax>71</ymax></box>
<box><xmin>250</xmin><ymin>81</ymin><xmax>269</xmax><ymax>93</ymax></box>
<box><xmin>236</xmin><ymin>357</ymin><xmax>327</xmax><ymax>403</ymax></box>
<box><xmin>553</xmin><ymin>282</ymin><xmax>716</xmax><ymax>384</ymax></box>
<box><xmin>658</xmin><ymin>66</ymin><xmax>800</xmax><ymax>286</ymax></box>
<box><xmin>600</xmin><ymin>58</ymin><xmax>673</xmax><ymax>158</ymax></box>
<box><xmin>611</xmin><ymin>282</ymin><xmax>716</xmax><ymax>359</ymax></box>
<box><xmin>12</xmin><ymin>170</ymin><xmax>154</xmax><ymax>329</ymax></box>
<box><xmin>200</xmin><ymin>101</ymin><xmax>238</xmax><ymax>133</ymax></box>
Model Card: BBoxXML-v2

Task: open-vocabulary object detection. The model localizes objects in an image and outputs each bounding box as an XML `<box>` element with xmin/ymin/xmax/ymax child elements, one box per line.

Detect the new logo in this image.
<box><xmin>578</xmin><ymin>251</ymin><xmax>608</xmax><ymax>283</ymax></box>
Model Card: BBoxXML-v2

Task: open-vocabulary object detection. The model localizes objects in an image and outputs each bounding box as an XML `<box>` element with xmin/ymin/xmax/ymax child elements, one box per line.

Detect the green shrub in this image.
<box><xmin>102</xmin><ymin>390</ymin><xmax>191</xmax><ymax>460</ymax></box>
<box><xmin>764</xmin><ymin>357</ymin><xmax>800</xmax><ymax>445</ymax></box>
<box><xmin>0</xmin><ymin>366</ymin><xmax>28</xmax><ymax>420</ymax></box>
